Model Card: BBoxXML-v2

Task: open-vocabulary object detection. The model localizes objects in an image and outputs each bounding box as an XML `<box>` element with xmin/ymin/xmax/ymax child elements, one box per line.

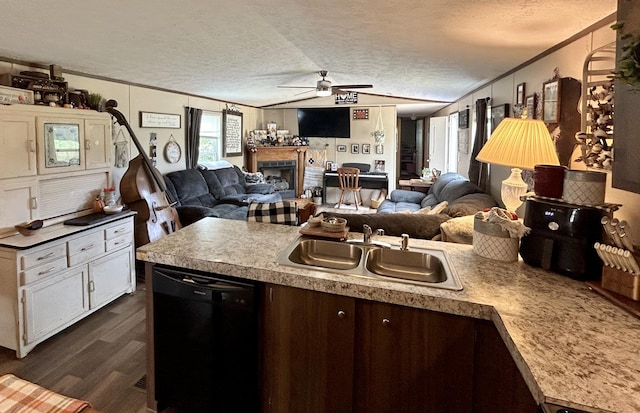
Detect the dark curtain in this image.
<box><xmin>185</xmin><ymin>107</ymin><xmax>203</xmax><ymax>169</ymax></box>
<box><xmin>468</xmin><ymin>98</ymin><xmax>490</xmax><ymax>191</ymax></box>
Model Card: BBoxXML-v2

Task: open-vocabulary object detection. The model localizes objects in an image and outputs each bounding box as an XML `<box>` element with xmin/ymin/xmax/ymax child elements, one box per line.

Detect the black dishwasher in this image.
<box><xmin>152</xmin><ymin>265</ymin><xmax>259</xmax><ymax>413</ymax></box>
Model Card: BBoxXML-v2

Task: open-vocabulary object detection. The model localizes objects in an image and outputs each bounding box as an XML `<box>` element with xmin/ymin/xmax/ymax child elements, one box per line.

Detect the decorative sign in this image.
<box><xmin>458</xmin><ymin>108</ymin><xmax>469</xmax><ymax>129</ymax></box>
<box><xmin>223</xmin><ymin>109</ymin><xmax>243</xmax><ymax>156</ymax></box>
<box><xmin>335</xmin><ymin>92</ymin><xmax>358</xmax><ymax>105</ymax></box>
<box><xmin>139</xmin><ymin>111</ymin><xmax>181</xmax><ymax>128</ymax></box>
<box><xmin>353</xmin><ymin>109</ymin><xmax>369</xmax><ymax>120</ymax></box>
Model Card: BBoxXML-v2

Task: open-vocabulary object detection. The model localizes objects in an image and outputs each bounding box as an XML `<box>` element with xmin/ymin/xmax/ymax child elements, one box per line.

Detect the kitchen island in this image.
<box><xmin>137</xmin><ymin>217</ymin><xmax>640</xmax><ymax>413</ymax></box>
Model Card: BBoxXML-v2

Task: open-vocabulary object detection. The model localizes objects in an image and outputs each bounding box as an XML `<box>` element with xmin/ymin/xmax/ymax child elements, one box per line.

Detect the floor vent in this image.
<box><xmin>134</xmin><ymin>375</ymin><xmax>146</xmax><ymax>390</ymax></box>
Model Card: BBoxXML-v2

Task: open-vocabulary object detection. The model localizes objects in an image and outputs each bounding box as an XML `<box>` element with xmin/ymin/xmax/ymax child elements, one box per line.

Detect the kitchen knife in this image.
<box><xmin>601</xmin><ymin>217</ymin><xmax>617</xmax><ymax>246</ymax></box>
<box><xmin>618</xmin><ymin>220</ymin><xmax>635</xmax><ymax>252</ymax></box>
<box><xmin>615</xmin><ymin>248</ymin><xmax>630</xmax><ymax>272</ymax></box>
<box><xmin>604</xmin><ymin>245</ymin><xmax>621</xmax><ymax>269</ymax></box>
<box><xmin>598</xmin><ymin>244</ymin><xmax>613</xmax><ymax>267</ymax></box>
<box><xmin>623</xmin><ymin>250</ymin><xmax>640</xmax><ymax>274</ymax></box>
<box><xmin>609</xmin><ymin>218</ymin><xmax>625</xmax><ymax>249</ymax></box>
<box><xmin>594</xmin><ymin>242</ymin><xmax>608</xmax><ymax>266</ymax></box>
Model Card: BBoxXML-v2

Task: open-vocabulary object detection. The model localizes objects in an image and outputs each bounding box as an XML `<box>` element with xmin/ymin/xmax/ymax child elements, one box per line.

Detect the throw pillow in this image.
<box><xmin>247</xmin><ymin>201</ymin><xmax>298</xmax><ymax>225</ymax></box>
<box><xmin>413</xmin><ymin>206</ymin><xmax>432</xmax><ymax>214</ymax></box>
<box><xmin>427</xmin><ymin>201</ymin><xmax>449</xmax><ymax>214</ymax></box>
<box><xmin>243</xmin><ymin>171</ymin><xmax>265</xmax><ymax>184</ymax></box>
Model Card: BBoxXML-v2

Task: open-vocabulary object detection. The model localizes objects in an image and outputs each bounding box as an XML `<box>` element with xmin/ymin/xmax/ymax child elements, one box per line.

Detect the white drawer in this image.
<box><xmin>20</xmin><ymin>256</ymin><xmax>68</xmax><ymax>286</ymax></box>
<box><xmin>106</xmin><ymin>235</ymin><xmax>131</xmax><ymax>252</ymax></box>
<box><xmin>105</xmin><ymin>223</ymin><xmax>131</xmax><ymax>240</ymax></box>
<box><xmin>21</xmin><ymin>243</ymin><xmax>66</xmax><ymax>271</ymax></box>
<box><xmin>68</xmin><ymin>231</ymin><xmax>104</xmax><ymax>267</ymax></box>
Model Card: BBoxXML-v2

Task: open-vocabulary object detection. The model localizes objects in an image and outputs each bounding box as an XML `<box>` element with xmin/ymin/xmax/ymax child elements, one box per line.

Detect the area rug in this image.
<box><xmin>0</xmin><ymin>374</ymin><xmax>90</xmax><ymax>413</ymax></box>
<box><xmin>316</xmin><ymin>204</ymin><xmax>374</xmax><ymax>215</ymax></box>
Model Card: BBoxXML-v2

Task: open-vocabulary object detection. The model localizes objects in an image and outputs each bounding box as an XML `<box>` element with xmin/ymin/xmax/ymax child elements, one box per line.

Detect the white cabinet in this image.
<box><xmin>84</xmin><ymin>118</ymin><xmax>111</xmax><ymax>169</ymax></box>
<box><xmin>0</xmin><ymin>114</ymin><xmax>36</xmax><ymax>179</ymax></box>
<box><xmin>0</xmin><ymin>178</ymin><xmax>38</xmax><ymax>236</ymax></box>
<box><xmin>0</xmin><ymin>215</ymin><xmax>135</xmax><ymax>358</ymax></box>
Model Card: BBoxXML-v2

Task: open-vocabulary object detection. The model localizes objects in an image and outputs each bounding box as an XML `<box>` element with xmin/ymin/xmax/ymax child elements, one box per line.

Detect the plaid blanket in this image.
<box><xmin>0</xmin><ymin>374</ymin><xmax>90</xmax><ymax>413</ymax></box>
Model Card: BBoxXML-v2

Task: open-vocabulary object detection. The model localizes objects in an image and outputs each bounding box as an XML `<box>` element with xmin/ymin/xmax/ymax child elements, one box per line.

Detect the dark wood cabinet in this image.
<box><xmin>613</xmin><ymin>0</ymin><xmax>640</xmax><ymax>194</ymax></box>
<box><xmin>261</xmin><ymin>284</ymin><xmax>537</xmax><ymax>413</ymax></box>
<box><xmin>472</xmin><ymin>320</ymin><xmax>538</xmax><ymax>413</ymax></box>
<box><xmin>261</xmin><ymin>284</ymin><xmax>355</xmax><ymax>413</ymax></box>
<box><xmin>354</xmin><ymin>300</ymin><xmax>475</xmax><ymax>413</ymax></box>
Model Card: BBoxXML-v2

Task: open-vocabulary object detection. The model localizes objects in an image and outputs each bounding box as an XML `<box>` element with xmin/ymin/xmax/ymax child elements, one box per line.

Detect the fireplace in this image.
<box><xmin>257</xmin><ymin>160</ymin><xmax>296</xmax><ymax>200</ymax></box>
<box><xmin>247</xmin><ymin>147</ymin><xmax>308</xmax><ymax>197</ymax></box>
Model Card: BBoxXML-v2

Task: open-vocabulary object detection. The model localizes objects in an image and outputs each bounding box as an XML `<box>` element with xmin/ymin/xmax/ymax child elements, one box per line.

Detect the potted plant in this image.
<box><xmin>88</xmin><ymin>93</ymin><xmax>103</xmax><ymax>111</ymax></box>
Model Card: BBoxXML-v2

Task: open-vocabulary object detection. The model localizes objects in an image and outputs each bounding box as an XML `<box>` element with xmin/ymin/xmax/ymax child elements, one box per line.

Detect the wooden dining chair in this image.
<box><xmin>337</xmin><ymin>167</ymin><xmax>362</xmax><ymax>209</ymax></box>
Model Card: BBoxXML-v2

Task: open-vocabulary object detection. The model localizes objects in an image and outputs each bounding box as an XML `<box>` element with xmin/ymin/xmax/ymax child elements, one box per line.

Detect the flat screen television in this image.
<box><xmin>297</xmin><ymin>107</ymin><xmax>351</xmax><ymax>138</ymax></box>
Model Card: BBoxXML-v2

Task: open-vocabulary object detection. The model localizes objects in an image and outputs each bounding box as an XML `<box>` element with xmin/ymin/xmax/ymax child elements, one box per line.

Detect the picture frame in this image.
<box><xmin>139</xmin><ymin>111</ymin><xmax>181</xmax><ymax>128</ymax></box>
<box><xmin>337</xmin><ymin>144</ymin><xmax>347</xmax><ymax>152</ymax></box>
<box><xmin>222</xmin><ymin>109</ymin><xmax>243</xmax><ymax>156</ymax></box>
<box><xmin>525</xmin><ymin>94</ymin><xmax>537</xmax><ymax>119</ymax></box>
<box><xmin>458</xmin><ymin>129</ymin><xmax>469</xmax><ymax>154</ymax></box>
<box><xmin>542</xmin><ymin>79</ymin><xmax>560</xmax><ymax>123</ymax></box>
<box><xmin>362</xmin><ymin>143</ymin><xmax>371</xmax><ymax>154</ymax></box>
<box><xmin>458</xmin><ymin>108</ymin><xmax>469</xmax><ymax>129</ymax></box>
<box><xmin>516</xmin><ymin>83</ymin><xmax>526</xmax><ymax>106</ymax></box>
<box><xmin>351</xmin><ymin>143</ymin><xmax>359</xmax><ymax>154</ymax></box>
<box><xmin>375</xmin><ymin>144</ymin><xmax>384</xmax><ymax>154</ymax></box>
<box><xmin>374</xmin><ymin>159</ymin><xmax>385</xmax><ymax>172</ymax></box>
<box><xmin>490</xmin><ymin>103</ymin><xmax>510</xmax><ymax>133</ymax></box>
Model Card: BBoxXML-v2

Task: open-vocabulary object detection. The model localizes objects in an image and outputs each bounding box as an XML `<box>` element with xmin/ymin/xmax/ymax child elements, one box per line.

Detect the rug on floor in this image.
<box><xmin>0</xmin><ymin>374</ymin><xmax>91</xmax><ymax>413</ymax></box>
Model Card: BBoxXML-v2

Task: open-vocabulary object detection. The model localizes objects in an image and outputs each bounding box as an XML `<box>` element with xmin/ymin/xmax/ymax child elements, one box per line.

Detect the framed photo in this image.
<box><xmin>375</xmin><ymin>144</ymin><xmax>384</xmax><ymax>154</ymax></box>
<box><xmin>362</xmin><ymin>144</ymin><xmax>371</xmax><ymax>154</ymax></box>
<box><xmin>139</xmin><ymin>111</ymin><xmax>181</xmax><ymax>128</ymax></box>
<box><xmin>223</xmin><ymin>109</ymin><xmax>243</xmax><ymax>156</ymax></box>
<box><xmin>266</xmin><ymin>122</ymin><xmax>277</xmax><ymax>138</ymax></box>
<box><xmin>351</xmin><ymin>143</ymin><xmax>359</xmax><ymax>154</ymax></box>
<box><xmin>490</xmin><ymin>104</ymin><xmax>510</xmax><ymax>133</ymax></box>
<box><xmin>525</xmin><ymin>94</ymin><xmax>537</xmax><ymax>119</ymax></box>
<box><xmin>337</xmin><ymin>144</ymin><xmax>347</xmax><ymax>152</ymax></box>
<box><xmin>542</xmin><ymin>79</ymin><xmax>560</xmax><ymax>123</ymax></box>
<box><xmin>516</xmin><ymin>83</ymin><xmax>526</xmax><ymax>105</ymax></box>
<box><xmin>458</xmin><ymin>129</ymin><xmax>469</xmax><ymax>154</ymax></box>
<box><xmin>374</xmin><ymin>159</ymin><xmax>385</xmax><ymax>172</ymax></box>
<box><xmin>458</xmin><ymin>108</ymin><xmax>469</xmax><ymax>129</ymax></box>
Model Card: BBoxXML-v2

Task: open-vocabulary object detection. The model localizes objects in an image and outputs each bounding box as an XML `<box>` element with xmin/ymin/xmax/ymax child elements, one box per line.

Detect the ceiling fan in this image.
<box><xmin>278</xmin><ymin>70</ymin><xmax>373</xmax><ymax>97</ymax></box>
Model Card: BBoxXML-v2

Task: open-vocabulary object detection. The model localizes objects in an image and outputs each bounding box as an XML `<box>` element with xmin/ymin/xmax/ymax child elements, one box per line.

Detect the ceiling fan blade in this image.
<box><xmin>278</xmin><ymin>85</ymin><xmax>316</xmax><ymax>89</ymax></box>
<box><xmin>294</xmin><ymin>89</ymin><xmax>315</xmax><ymax>96</ymax></box>
<box><xmin>332</xmin><ymin>84</ymin><xmax>373</xmax><ymax>89</ymax></box>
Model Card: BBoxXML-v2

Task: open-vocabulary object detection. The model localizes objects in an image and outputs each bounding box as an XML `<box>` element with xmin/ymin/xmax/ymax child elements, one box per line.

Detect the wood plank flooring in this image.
<box><xmin>0</xmin><ymin>283</ymin><xmax>147</xmax><ymax>413</ymax></box>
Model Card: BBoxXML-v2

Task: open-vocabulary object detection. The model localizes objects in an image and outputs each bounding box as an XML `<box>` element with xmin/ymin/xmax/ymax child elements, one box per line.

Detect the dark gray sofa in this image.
<box><xmin>325</xmin><ymin>173</ymin><xmax>497</xmax><ymax>240</ymax></box>
<box><xmin>164</xmin><ymin>166</ymin><xmax>281</xmax><ymax>225</ymax></box>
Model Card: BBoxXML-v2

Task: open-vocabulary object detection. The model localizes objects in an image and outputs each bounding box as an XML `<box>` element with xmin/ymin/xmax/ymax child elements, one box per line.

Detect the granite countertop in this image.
<box><xmin>137</xmin><ymin>218</ymin><xmax>640</xmax><ymax>413</ymax></box>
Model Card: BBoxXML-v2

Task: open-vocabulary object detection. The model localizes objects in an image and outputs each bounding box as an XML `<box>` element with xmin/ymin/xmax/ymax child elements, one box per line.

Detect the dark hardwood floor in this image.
<box><xmin>0</xmin><ymin>283</ymin><xmax>147</xmax><ymax>413</ymax></box>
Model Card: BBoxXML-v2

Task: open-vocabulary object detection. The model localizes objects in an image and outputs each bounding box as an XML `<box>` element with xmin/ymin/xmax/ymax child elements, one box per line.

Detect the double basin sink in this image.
<box><xmin>276</xmin><ymin>237</ymin><xmax>462</xmax><ymax>291</ymax></box>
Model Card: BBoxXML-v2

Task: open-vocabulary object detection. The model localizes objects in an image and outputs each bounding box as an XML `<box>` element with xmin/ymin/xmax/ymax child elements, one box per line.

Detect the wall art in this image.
<box><xmin>223</xmin><ymin>109</ymin><xmax>243</xmax><ymax>156</ymax></box>
<box><xmin>139</xmin><ymin>111</ymin><xmax>181</xmax><ymax>128</ymax></box>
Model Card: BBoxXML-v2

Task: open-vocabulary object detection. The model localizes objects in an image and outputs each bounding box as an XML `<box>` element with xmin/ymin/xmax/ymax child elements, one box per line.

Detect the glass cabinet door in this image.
<box><xmin>36</xmin><ymin>117</ymin><xmax>85</xmax><ymax>174</ymax></box>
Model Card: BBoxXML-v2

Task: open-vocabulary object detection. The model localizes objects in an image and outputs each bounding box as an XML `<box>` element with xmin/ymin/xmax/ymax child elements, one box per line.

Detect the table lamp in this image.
<box><xmin>476</xmin><ymin>117</ymin><xmax>560</xmax><ymax>212</ymax></box>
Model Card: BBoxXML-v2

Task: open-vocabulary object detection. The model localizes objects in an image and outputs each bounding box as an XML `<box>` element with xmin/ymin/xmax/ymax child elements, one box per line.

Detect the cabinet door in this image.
<box><xmin>84</xmin><ymin>117</ymin><xmax>111</xmax><ymax>169</ymax></box>
<box><xmin>472</xmin><ymin>320</ymin><xmax>538</xmax><ymax>413</ymax></box>
<box><xmin>22</xmin><ymin>266</ymin><xmax>88</xmax><ymax>344</ymax></box>
<box><xmin>354</xmin><ymin>300</ymin><xmax>475</xmax><ymax>413</ymax></box>
<box><xmin>0</xmin><ymin>114</ymin><xmax>36</xmax><ymax>178</ymax></box>
<box><xmin>35</xmin><ymin>117</ymin><xmax>85</xmax><ymax>174</ymax></box>
<box><xmin>261</xmin><ymin>284</ymin><xmax>355</xmax><ymax>413</ymax></box>
<box><xmin>0</xmin><ymin>179</ymin><xmax>38</xmax><ymax>235</ymax></box>
<box><xmin>88</xmin><ymin>248</ymin><xmax>133</xmax><ymax>310</ymax></box>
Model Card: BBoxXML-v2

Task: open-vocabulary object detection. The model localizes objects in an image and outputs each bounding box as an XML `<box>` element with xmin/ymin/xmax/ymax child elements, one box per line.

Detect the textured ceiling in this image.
<box><xmin>0</xmin><ymin>0</ymin><xmax>617</xmax><ymax>116</ymax></box>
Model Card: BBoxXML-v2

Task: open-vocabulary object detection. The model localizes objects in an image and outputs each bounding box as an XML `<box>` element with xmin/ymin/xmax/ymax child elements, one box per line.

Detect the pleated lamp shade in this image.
<box><xmin>476</xmin><ymin>117</ymin><xmax>559</xmax><ymax>169</ymax></box>
<box><xmin>476</xmin><ymin>117</ymin><xmax>559</xmax><ymax>212</ymax></box>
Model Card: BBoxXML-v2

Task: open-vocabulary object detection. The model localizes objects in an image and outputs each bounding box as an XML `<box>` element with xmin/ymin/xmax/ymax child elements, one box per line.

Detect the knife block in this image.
<box><xmin>601</xmin><ymin>250</ymin><xmax>640</xmax><ymax>301</ymax></box>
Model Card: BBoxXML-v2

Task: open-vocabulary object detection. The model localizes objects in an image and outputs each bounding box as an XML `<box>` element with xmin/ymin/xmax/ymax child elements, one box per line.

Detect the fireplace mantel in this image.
<box><xmin>247</xmin><ymin>146</ymin><xmax>308</xmax><ymax>197</ymax></box>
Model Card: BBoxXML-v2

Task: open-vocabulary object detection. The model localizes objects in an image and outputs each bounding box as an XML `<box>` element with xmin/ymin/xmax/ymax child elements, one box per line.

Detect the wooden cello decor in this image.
<box><xmin>105</xmin><ymin>100</ymin><xmax>182</xmax><ymax>247</ymax></box>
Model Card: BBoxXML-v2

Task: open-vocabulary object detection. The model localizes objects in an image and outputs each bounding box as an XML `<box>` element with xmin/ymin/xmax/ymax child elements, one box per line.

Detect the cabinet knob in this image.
<box><xmin>337</xmin><ymin>310</ymin><xmax>346</xmax><ymax>318</ymax></box>
<box><xmin>382</xmin><ymin>318</ymin><xmax>391</xmax><ymax>326</ymax></box>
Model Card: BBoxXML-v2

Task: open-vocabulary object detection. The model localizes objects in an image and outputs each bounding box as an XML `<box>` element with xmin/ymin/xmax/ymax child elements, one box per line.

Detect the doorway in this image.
<box><xmin>398</xmin><ymin>118</ymin><xmax>423</xmax><ymax>179</ymax></box>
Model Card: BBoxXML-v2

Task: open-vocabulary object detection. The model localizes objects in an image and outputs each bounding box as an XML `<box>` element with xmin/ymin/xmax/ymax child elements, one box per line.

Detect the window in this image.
<box><xmin>198</xmin><ymin>112</ymin><xmax>222</xmax><ymax>167</ymax></box>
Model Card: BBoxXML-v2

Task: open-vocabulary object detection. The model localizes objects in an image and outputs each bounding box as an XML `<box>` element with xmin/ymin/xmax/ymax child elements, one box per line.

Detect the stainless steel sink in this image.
<box><xmin>288</xmin><ymin>239</ymin><xmax>362</xmax><ymax>270</ymax></box>
<box><xmin>276</xmin><ymin>237</ymin><xmax>462</xmax><ymax>291</ymax></box>
<box><xmin>365</xmin><ymin>248</ymin><xmax>447</xmax><ymax>284</ymax></box>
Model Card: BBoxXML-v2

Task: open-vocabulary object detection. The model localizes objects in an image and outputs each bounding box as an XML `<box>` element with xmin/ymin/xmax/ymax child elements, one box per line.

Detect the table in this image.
<box><xmin>322</xmin><ymin>172</ymin><xmax>388</xmax><ymax>203</ymax></box>
<box><xmin>398</xmin><ymin>178</ymin><xmax>433</xmax><ymax>193</ymax></box>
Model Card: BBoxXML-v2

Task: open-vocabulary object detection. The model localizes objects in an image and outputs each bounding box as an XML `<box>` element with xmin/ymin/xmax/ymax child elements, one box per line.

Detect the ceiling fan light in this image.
<box><xmin>316</xmin><ymin>88</ymin><xmax>331</xmax><ymax>97</ymax></box>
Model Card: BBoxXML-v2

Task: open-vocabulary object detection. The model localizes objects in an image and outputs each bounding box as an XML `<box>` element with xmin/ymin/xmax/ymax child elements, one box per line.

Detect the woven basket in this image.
<box><xmin>472</xmin><ymin>217</ymin><xmax>519</xmax><ymax>262</ymax></box>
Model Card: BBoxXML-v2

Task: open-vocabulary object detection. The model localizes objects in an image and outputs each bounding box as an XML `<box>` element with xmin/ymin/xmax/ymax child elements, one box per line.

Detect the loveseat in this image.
<box><xmin>164</xmin><ymin>164</ymin><xmax>281</xmax><ymax>226</ymax></box>
<box><xmin>324</xmin><ymin>173</ymin><xmax>498</xmax><ymax>240</ymax></box>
